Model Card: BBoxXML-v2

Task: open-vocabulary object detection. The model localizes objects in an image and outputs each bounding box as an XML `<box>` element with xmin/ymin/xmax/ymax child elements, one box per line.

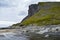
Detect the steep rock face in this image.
<box><xmin>28</xmin><ymin>4</ymin><xmax>40</xmax><ymax>17</ymax></box>
<box><xmin>21</xmin><ymin>4</ymin><xmax>40</xmax><ymax>22</ymax></box>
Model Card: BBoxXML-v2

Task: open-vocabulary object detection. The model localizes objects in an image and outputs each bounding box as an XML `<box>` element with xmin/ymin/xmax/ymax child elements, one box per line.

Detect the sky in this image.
<box><xmin>0</xmin><ymin>0</ymin><xmax>60</xmax><ymax>28</ymax></box>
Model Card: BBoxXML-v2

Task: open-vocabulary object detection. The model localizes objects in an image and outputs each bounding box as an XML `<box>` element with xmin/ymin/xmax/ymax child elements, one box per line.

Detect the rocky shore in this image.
<box><xmin>0</xmin><ymin>25</ymin><xmax>60</xmax><ymax>40</ymax></box>
<box><xmin>20</xmin><ymin>25</ymin><xmax>60</xmax><ymax>34</ymax></box>
<box><xmin>20</xmin><ymin>25</ymin><xmax>60</xmax><ymax>40</ymax></box>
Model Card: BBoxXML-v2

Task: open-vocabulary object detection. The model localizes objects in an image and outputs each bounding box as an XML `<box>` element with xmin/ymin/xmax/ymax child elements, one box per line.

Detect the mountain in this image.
<box><xmin>11</xmin><ymin>2</ymin><xmax>60</xmax><ymax>28</ymax></box>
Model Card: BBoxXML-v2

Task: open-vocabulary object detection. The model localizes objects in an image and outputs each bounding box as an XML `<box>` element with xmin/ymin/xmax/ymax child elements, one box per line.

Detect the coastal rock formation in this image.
<box><xmin>21</xmin><ymin>2</ymin><xmax>60</xmax><ymax>26</ymax></box>
<box><xmin>22</xmin><ymin>2</ymin><xmax>60</xmax><ymax>23</ymax></box>
<box><xmin>11</xmin><ymin>2</ymin><xmax>60</xmax><ymax>28</ymax></box>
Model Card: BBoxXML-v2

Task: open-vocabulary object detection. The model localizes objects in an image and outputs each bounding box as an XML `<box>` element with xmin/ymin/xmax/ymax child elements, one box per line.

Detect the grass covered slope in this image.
<box><xmin>21</xmin><ymin>2</ymin><xmax>60</xmax><ymax>26</ymax></box>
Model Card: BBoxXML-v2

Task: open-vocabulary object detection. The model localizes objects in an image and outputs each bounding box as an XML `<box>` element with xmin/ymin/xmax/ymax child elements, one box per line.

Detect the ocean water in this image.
<box><xmin>0</xmin><ymin>32</ymin><xmax>29</xmax><ymax>40</ymax></box>
<box><xmin>0</xmin><ymin>32</ymin><xmax>60</xmax><ymax>40</ymax></box>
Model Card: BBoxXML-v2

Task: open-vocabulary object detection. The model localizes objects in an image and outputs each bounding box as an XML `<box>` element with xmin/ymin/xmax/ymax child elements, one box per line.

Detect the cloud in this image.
<box><xmin>0</xmin><ymin>0</ymin><xmax>17</xmax><ymax>7</ymax></box>
<box><xmin>0</xmin><ymin>0</ymin><xmax>30</xmax><ymax>27</ymax></box>
<box><xmin>0</xmin><ymin>21</ymin><xmax>17</xmax><ymax>28</ymax></box>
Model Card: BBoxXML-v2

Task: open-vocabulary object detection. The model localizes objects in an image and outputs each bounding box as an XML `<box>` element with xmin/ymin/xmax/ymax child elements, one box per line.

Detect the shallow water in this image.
<box><xmin>0</xmin><ymin>32</ymin><xmax>60</xmax><ymax>40</ymax></box>
<box><xmin>0</xmin><ymin>36</ymin><xmax>28</xmax><ymax>40</ymax></box>
<box><xmin>0</xmin><ymin>32</ymin><xmax>29</xmax><ymax>40</ymax></box>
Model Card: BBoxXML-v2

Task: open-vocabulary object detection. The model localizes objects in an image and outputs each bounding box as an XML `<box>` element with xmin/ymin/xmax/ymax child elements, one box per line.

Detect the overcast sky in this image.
<box><xmin>0</xmin><ymin>0</ymin><xmax>60</xmax><ymax>27</ymax></box>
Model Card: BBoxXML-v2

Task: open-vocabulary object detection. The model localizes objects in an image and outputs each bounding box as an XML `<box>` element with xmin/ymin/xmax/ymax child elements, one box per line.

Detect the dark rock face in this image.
<box><xmin>21</xmin><ymin>4</ymin><xmax>40</xmax><ymax>22</ymax></box>
<box><xmin>28</xmin><ymin>4</ymin><xmax>40</xmax><ymax>17</ymax></box>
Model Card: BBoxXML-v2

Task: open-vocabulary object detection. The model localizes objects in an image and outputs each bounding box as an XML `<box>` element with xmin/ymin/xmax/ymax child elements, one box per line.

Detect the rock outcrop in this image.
<box><xmin>21</xmin><ymin>4</ymin><xmax>40</xmax><ymax>22</ymax></box>
<box><xmin>28</xmin><ymin>4</ymin><xmax>40</xmax><ymax>17</ymax></box>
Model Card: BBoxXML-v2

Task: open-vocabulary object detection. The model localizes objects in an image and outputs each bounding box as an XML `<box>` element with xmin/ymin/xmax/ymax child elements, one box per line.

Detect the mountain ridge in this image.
<box><xmin>11</xmin><ymin>2</ymin><xmax>60</xmax><ymax>28</ymax></box>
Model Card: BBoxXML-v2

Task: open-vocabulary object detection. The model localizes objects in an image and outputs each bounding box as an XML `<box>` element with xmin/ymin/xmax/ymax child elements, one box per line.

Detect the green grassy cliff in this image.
<box><xmin>11</xmin><ymin>2</ymin><xmax>60</xmax><ymax>27</ymax></box>
<box><xmin>21</xmin><ymin>2</ymin><xmax>60</xmax><ymax>26</ymax></box>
